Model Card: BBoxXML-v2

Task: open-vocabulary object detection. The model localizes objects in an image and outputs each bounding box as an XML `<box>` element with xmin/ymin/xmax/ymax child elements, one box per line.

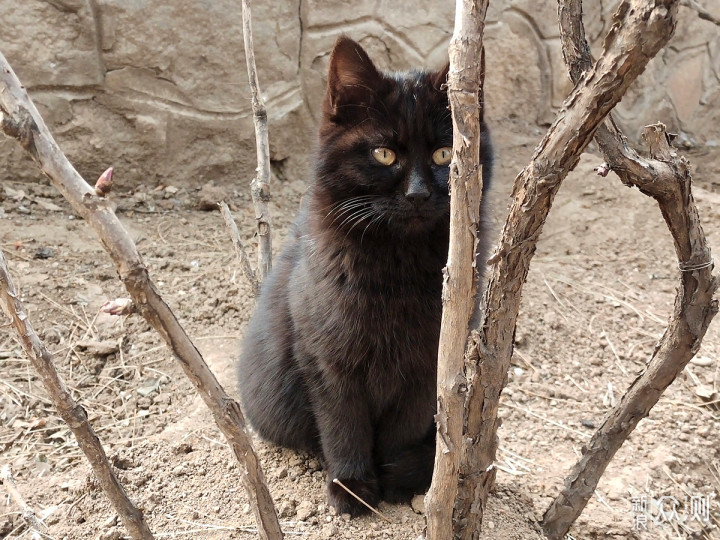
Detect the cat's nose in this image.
<box><xmin>405</xmin><ymin>185</ymin><xmax>431</xmax><ymax>207</ymax></box>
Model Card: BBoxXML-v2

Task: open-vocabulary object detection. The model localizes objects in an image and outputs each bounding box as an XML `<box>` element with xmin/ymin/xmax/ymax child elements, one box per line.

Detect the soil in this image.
<box><xmin>1</xmin><ymin>125</ymin><xmax>719</xmax><ymax>540</ymax></box>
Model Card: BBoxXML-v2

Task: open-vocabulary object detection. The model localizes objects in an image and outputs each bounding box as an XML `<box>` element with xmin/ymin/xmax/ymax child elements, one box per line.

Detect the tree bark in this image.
<box><xmin>454</xmin><ymin>2</ymin><xmax>679</xmax><ymax>538</ymax></box>
<box><xmin>424</xmin><ymin>1</ymin><xmax>488</xmax><ymax>539</ymax></box>
<box><xmin>0</xmin><ymin>251</ymin><xmax>154</xmax><ymax>540</ymax></box>
<box><xmin>241</xmin><ymin>0</ymin><xmax>273</xmax><ymax>282</ymax></box>
<box><xmin>0</xmin><ymin>51</ymin><xmax>283</xmax><ymax>540</ymax></box>
<box><xmin>541</xmin><ymin>2</ymin><xmax>718</xmax><ymax>538</ymax></box>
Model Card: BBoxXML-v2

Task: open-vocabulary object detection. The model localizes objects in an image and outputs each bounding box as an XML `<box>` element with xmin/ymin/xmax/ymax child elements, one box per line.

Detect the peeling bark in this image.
<box><xmin>541</xmin><ymin>2</ymin><xmax>718</xmax><ymax>537</ymax></box>
<box><xmin>424</xmin><ymin>1</ymin><xmax>489</xmax><ymax>539</ymax></box>
<box><xmin>454</xmin><ymin>2</ymin><xmax>680</xmax><ymax>538</ymax></box>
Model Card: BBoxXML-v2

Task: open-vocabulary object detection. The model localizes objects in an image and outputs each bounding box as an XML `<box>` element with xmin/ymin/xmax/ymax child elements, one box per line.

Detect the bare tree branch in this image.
<box><xmin>241</xmin><ymin>0</ymin><xmax>273</xmax><ymax>281</ymax></box>
<box><xmin>424</xmin><ymin>1</ymin><xmax>489</xmax><ymax>538</ymax></box>
<box><xmin>541</xmin><ymin>1</ymin><xmax>718</xmax><ymax>537</ymax></box>
<box><xmin>0</xmin><ymin>51</ymin><xmax>283</xmax><ymax>540</ymax></box>
<box><xmin>454</xmin><ymin>2</ymin><xmax>680</xmax><ymax>537</ymax></box>
<box><xmin>0</xmin><ymin>251</ymin><xmax>154</xmax><ymax>540</ymax></box>
<box><xmin>220</xmin><ymin>201</ymin><xmax>260</xmax><ymax>296</ymax></box>
<box><xmin>1</xmin><ymin>464</ymin><xmax>47</xmax><ymax>536</ymax></box>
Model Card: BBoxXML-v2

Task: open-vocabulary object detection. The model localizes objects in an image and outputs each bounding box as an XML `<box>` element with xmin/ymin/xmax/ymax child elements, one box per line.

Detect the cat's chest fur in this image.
<box><xmin>288</xmin><ymin>215</ymin><xmax>446</xmax><ymax>395</ymax></box>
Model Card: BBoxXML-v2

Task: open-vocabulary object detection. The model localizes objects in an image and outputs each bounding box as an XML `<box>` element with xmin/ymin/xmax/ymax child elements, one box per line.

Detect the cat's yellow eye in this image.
<box><xmin>432</xmin><ymin>147</ymin><xmax>453</xmax><ymax>166</ymax></box>
<box><xmin>372</xmin><ymin>147</ymin><xmax>397</xmax><ymax>166</ymax></box>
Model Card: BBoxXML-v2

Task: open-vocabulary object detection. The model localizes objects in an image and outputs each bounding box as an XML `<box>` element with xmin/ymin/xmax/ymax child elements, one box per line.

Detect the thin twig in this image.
<box><xmin>241</xmin><ymin>0</ymin><xmax>272</xmax><ymax>281</ymax></box>
<box><xmin>0</xmin><ymin>49</ymin><xmax>283</xmax><ymax>540</ymax></box>
<box><xmin>503</xmin><ymin>403</ymin><xmax>590</xmax><ymax>439</ymax></box>
<box><xmin>219</xmin><ymin>202</ymin><xmax>259</xmax><ymax>296</ymax></box>
<box><xmin>0</xmin><ymin>251</ymin><xmax>154</xmax><ymax>539</ymax></box>
<box><xmin>1</xmin><ymin>464</ymin><xmax>46</xmax><ymax>534</ymax></box>
<box><xmin>331</xmin><ymin>479</ymin><xmax>392</xmax><ymax>522</ymax></box>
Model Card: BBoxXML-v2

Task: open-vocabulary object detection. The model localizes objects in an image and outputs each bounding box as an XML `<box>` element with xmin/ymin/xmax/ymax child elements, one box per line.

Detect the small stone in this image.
<box><xmin>172</xmin><ymin>465</ymin><xmax>187</xmax><ymax>476</ymax></box>
<box><xmin>604</xmin><ymin>476</ymin><xmax>628</xmax><ymax>501</ymax></box>
<box><xmin>514</xmin><ymin>330</ymin><xmax>528</xmax><ymax>347</ymax></box>
<box><xmin>173</xmin><ymin>442</ymin><xmax>193</xmax><ymax>454</ymax></box>
<box><xmin>137</xmin><ymin>397</ymin><xmax>152</xmax><ymax>409</ymax></box>
<box><xmin>695</xmin><ymin>384</ymin><xmax>718</xmax><ymax>401</ymax></box>
<box><xmin>98</xmin><ymin>528</ymin><xmax>122</xmax><ymax>540</ymax></box>
<box><xmin>34</xmin><ymin>247</ymin><xmax>54</xmax><ymax>259</ymax></box>
<box><xmin>322</xmin><ymin>524</ymin><xmax>339</xmax><ymax>538</ymax></box>
<box><xmin>411</xmin><ymin>494</ymin><xmax>425</xmax><ymax>514</ymax></box>
<box><xmin>276</xmin><ymin>466</ymin><xmax>288</xmax><ymax>479</ymax></box>
<box><xmin>288</xmin><ymin>455</ymin><xmax>303</xmax><ymax>467</ymax></box>
<box><xmin>308</xmin><ymin>459</ymin><xmax>321</xmax><ymax>471</ymax></box>
<box><xmin>278</xmin><ymin>500</ymin><xmax>296</xmax><ymax>518</ymax></box>
<box><xmin>690</xmin><ymin>355</ymin><xmax>713</xmax><ymax>367</ymax></box>
<box><xmin>544</xmin><ymin>311</ymin><xmax>561</xmax><ymax>329</ymax></box>
<box><xmin>242</xmin><ymin>504</ymin><xmax>251</xmax><ymax>514</ymax></box>
<box><xmin>195</xmin><ymin>184</ymin><xmax>227</xmax><ymax>211</ymax></box>
<box><xmin>296</xmin><ymin>500</ymin><xmax>317</xmax><ymax>521</ymax></box>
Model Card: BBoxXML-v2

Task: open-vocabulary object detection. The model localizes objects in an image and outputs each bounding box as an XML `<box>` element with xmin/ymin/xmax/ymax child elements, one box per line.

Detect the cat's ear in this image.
<box><xmin>432</xmin><ymin>48</ymin><xmax>486</xmax><ymax>120</ymax></box>
<box><xmin>324</xmin><ymin>36</ymin><xmax>384</xmax><ymax>119</ymax></box>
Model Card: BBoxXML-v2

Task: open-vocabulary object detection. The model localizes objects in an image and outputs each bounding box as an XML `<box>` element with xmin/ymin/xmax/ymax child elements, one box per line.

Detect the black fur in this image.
<box><xmin>237</xmin><ymin>36</ymin><xmax>493</xmax><ymax>516</ymax></box>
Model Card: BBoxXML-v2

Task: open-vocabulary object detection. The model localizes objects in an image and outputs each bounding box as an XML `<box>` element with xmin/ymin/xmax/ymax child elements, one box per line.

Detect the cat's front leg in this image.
<box><xmin>374</xmin><ymin>385</ymin><xmax>436</xmax><ymax>503</ymax></box>
<box><xmin>310</xmin><ymin>381</ymin><xmax>379</xmax><ymax>516</ymax></box>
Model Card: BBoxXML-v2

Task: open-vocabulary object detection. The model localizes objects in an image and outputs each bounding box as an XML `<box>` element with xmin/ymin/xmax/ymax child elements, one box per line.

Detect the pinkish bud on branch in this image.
<box><xmin>100</xmin><ymin>298</ymin><xmax>135</xmax><ymax>316</ymax></box>
<box><xmin>594</xmin><ymin>163</ymin><xmax>611</xmax><ymax>177</ymax></box>
<box><xmin>94</xmin><ymin>167</ymin><xmax>114</xmax><ymax>196</ymax></box>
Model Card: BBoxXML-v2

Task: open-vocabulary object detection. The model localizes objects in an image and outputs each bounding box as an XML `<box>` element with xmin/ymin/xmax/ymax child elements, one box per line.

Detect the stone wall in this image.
<box><xmin>1</xmin><ymin>0</ymin><xmax>718</xmax><ymax>188</ymax></box>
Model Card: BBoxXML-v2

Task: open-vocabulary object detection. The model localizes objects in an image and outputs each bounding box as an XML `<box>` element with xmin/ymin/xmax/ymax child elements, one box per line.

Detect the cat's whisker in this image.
<box><xmin>341</xmin><ymin>209</ymin><xmax>376</xmax><ymax>244</ymax></box>
<box><xmin>334</xmin><ymin>210</ymin><xmax>367</xmax><ymax>230</ymax></box>
<box><xmin>328</xmin><ymin>200</ymin><xmax>373</xmax><ymax>220</ymax></box>
<box><xmin>337</xmin><ymin>208</ymin><xmax>374</xmax><ymax>231</ymax></box>
<box><xmin>323</xmin><ymin>196</ymin><xmax>376</xmax><ymax>224</ymax></box>
<box><xmin>321</xmin><ymin>194</ymin><xmax>375</xmax><ymax>215</ymax></box>
<box><xmin>360</xmin><ymin>211</ymin><xmax>387</xmax><ymax>244</ymax></box>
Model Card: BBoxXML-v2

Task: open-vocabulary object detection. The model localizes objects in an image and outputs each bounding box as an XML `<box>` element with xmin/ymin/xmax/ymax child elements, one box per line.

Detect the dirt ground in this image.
<box><xmin>1</xmin><ymin>125</ymin><xmax>719</xmax><ymax>540</ymax></box>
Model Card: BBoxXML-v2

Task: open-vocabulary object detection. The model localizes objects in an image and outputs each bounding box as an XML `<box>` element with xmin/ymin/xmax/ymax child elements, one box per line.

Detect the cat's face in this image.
<box><xmin>314</xmin><ymin>37</ymin><xmax>458</xmax><ymax>238</ymax></box>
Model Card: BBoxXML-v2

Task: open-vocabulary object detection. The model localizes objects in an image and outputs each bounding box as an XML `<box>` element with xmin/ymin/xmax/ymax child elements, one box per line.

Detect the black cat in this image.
<box><xmin>237</xmin><ymin>36</ymin><xmax>493</xmax><ymax>516</ymax></box>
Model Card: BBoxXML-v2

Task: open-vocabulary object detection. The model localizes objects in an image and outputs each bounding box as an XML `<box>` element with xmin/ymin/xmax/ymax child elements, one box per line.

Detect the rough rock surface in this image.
<box><xmin>1</xmin><ymin>0</ymin><xmax>719</xmax><ymax>188</ymax></box>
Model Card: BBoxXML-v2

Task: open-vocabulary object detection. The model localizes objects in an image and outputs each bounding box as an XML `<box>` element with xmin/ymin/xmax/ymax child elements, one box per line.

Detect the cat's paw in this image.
<box><xmin>380</xmin><ymin>484</ymin><xmax>418</xmax><ymax>504</ymax></box>
<box><xmin>327</xmin><ymin>477</ymin><xmax>380</xmax><ymax>517</ymax></box>
<box><xmin>378</xmin><ymin>443</ymin><xmax>434</xmax><ymax>503</ymax></box>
